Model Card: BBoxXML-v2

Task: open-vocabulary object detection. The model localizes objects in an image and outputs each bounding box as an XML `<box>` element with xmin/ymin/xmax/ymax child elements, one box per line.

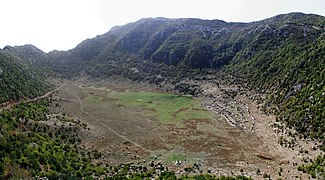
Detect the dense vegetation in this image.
<box><xmin>0</xmin><ymin>50</ymin><xmax>49</xmax><ymax>104</ymax></box>
<box><xmin>0</xmin><ymin>99</ymin><xmax>107</xmax><ymax>179</ymax></box>
<box><xmin>298</xmin><ymin>154</ymin><xmax>325</xmax><ymax>178</ymax></box>
<box><xmin>229</xmin><ymin>29</ymin><xmax>325</xmax><ymax>148</ymax></box>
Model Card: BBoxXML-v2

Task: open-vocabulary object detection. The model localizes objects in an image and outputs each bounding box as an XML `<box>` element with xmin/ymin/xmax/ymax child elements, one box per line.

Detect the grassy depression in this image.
<box><xmin>84</xmin><ymin>95</ymin><xmax>103</xmax><ymax>103</ymax></box>
<box><xmin>107</xmin><ymin>91</ymin><xmax>213</xmax><ymax>124</ymax></box>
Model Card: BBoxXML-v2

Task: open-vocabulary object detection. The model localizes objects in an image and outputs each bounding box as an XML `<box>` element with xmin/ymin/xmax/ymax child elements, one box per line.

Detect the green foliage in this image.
<box><xmin>0</xmin><ymin>99</ymin><xmax>106</xmax><ymax>179</ymax></box>
<box><xmin>180</xmin><ymin>174</ymin><xmax>215</xmax><ymax>180</ymax></box>
<box><xmin>0</xmin><ymin>51</ymin><xmax>49</xmax><ymax>104</ymax></box>
<box><xmin>229</xmin><ymin>34</ymin><xmax>325</xmax><ymax>145</ymax></box>
<box><xmin>298</xmin><ymin>154</ymin><xmax>325</xmax><ymax>178</ymax></box>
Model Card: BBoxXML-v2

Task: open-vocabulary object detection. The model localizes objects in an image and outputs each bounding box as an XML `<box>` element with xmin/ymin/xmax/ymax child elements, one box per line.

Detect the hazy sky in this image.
<box><xmin>0</xmin><ymin>0</ymin><xmax>324</xmax><ymax>52</ymax></box>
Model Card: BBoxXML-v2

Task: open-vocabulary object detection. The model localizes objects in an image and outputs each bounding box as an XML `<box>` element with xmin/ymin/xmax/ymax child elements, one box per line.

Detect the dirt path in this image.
<box><xmin>73</xmin><ymin>92</ymin><xmax>148</xmax><ymax>153</ymax></box>
<box><xmin>0</xmin><ymin>84</ymin><xmax>65</xmax><ymax>112</ymax></box>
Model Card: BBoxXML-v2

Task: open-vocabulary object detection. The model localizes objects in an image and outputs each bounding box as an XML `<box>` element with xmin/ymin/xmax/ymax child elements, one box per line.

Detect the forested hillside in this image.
<box><xmin>228</xmin><ymin>27</ymin><xmax>325</xmax><ymax>146</ymax></box>
<box><xmin>0</xmin><ymin>50</ymin><xmax>49</xmax><ymax>104</ymax></box>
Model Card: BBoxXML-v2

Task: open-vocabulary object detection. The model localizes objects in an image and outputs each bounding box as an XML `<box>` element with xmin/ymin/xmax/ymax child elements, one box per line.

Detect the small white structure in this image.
<box><xmin>175</xmin><ymin>160</ymin><xmax>182</xmax><ymax>165</ymax></box>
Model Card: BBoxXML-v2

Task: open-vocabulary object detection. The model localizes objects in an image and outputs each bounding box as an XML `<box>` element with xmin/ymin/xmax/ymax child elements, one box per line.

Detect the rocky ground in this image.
<box><xmin>170</xmin><ymin>77</ymin><xmax>323</xmax><ymax>179</ymax></box>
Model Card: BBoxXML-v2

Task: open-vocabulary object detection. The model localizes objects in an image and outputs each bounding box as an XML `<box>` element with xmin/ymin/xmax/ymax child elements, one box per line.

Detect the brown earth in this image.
<box><xmin>49</xmin><ymin>78</ymin><xmax>322</xmax><ymax>179</ymax></box>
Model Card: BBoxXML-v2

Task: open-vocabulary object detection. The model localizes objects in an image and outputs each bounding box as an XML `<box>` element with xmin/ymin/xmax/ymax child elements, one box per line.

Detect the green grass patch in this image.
<box><xmin>165</xmin><ymin>153</ymin><xmax>188</xmax><ymax>163</ymax></box>
<box><xmin>109</xmin><ymin>91</ymin><xmax>212</xmax><ymax>123</ymax></box>
<box><xmin>84</xmin><ymin>95</ymin><xmax>103</xmax><ymax>103</ymax></box>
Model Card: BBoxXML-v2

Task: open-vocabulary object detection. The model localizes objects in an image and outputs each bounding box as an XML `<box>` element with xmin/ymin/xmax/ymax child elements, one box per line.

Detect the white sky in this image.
<box><xmin>0</xmin><ymin>0</ymin><xmax>324</xmax><ymax>52</ymax></box>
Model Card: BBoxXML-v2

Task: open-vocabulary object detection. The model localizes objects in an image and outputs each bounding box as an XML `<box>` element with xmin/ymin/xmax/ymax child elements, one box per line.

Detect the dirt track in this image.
<box><xmin>74</xmin><ymin>92</ymin><xmax>148</xmax><ymax>152</ymax></box>
<box><xmin>0</xmin><ymin>84</ymin><xmax>65</xmax><ymax>112</ymax></box>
